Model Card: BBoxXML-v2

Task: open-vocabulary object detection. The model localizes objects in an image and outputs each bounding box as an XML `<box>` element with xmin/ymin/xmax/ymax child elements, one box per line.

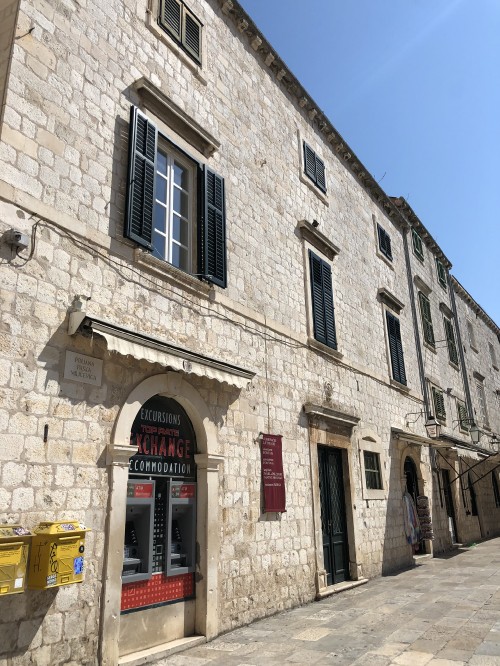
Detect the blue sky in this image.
<box><xmin>238</xmin><ymin>0</ymin><xmax>500</xmax><ymax>325</ymax></box>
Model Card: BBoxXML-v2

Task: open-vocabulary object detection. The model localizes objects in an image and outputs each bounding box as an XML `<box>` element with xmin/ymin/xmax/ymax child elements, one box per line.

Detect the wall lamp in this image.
<box><xmin>405</xmin><ymin>412</ymin><xmax>441</xmax><ymax>439</ymax></box>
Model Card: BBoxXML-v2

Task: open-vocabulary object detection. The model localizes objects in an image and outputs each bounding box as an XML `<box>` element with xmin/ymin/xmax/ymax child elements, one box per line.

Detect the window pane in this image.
<box><xmin>364</xmin><ymin>451</ymin><xmax>382</xmax><ymax>490</ymax></box>
<box><xmin>152</xmin><ymin>230</ymin><xmax>166</xmax><ymax>260</ymax></box>
<box><xmin>173</xmin><ymin>186</ymin><xmax>189</xmax><ymax>218</ymax></box>
<box><xmin>155</xmin><ymin>173</ymin><xmax>167</xmax><ymax>203</ymax></box>
<box><xmin>171</xmin><ymin>243</ymin><xmax>189</xmax><ymax>271</ymax></box>
<box><xmin>157</xmin><ymin>151</ymin><xmax>167</xmax><ymax>176</ymax></box>
<box><xmin>153</xmin><ymin>202</ymin><xmax>166</xmax><ymax>234</ymax></box>
<box><xmin>172</xmin><ymin>214</ymin><xmax>189</xmax><ymax>246</ymax></box>
<box><xmin>173</xmin><ymin>161</ymin><xmax>189</xmax><ymax>190</ymax></box>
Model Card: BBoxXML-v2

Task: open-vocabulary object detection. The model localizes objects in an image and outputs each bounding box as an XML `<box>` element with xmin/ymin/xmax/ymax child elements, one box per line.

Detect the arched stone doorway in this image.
<box><xmin>99</xmin><ymin>373</ymin><xmax>223</xmax><ymax>665</ymax></box>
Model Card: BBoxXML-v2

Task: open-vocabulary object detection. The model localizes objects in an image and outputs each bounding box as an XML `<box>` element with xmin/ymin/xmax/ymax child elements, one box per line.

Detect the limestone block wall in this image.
<box><xmin>3</xmin><ymin>0</ymin><xmax>496</xmax><ymax>663</ymax></box>
<box><xmin>453</xmin><ymin>281</ymin><xmax>500</xmax><ymax>439</ymax></box>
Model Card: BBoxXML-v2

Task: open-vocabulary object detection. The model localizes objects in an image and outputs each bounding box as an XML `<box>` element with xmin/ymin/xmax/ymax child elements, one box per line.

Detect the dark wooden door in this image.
<box><xmin>441</xmin><ymin>469</ymin><xmax>458</xmax><ymax>543</ymax></box>
<box><xmin>318</xmin><ymin>446</ymin><xmax>349</xmax><ymax>585</ymax></box>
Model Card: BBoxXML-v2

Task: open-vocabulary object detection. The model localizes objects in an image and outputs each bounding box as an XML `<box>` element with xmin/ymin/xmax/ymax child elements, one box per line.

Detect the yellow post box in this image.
<box><xmin>28</xmin><ymin>521</ymin><xmax>89</xmax><ymax>590</ymax></box>
<box><xmin>0</xmin><ymin>524</ymin><xmax>32</xmax><ymax>596</ymax></box>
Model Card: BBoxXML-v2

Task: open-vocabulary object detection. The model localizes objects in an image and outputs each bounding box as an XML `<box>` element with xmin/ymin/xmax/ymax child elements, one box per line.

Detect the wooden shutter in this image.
<box><xmin>444</xmin><ymin>317</ymin><xmax>459</xmax><ymax>365</ymax></box>
<box><xmin>309</xmin><ymin>250</ymin><xmax>337</xmax><ymax>349</ymax></box>
<box><xmin>436</xmin><ymin>259</ymin><xmax>447</xmax><ymax>289</ymax></box>
<box><xmin>201</xmin><ymin>167</ymin><xmax>226</xmax><ymax>288</ymax></box>
<box><xmin>386</xmin><ymin>312</ymin><xmax>406</xmax><ymax>385</ymax></box>
<box><xmin>304</xmin><ymin>143</ymin><xmax>316</xmax><ymax>182</ymax></box>
<box><xmin>412</xmin><ymin>229</ymin><xmax>424</xmax><ymax>261</ymax></box>
<box><xmin>457</xmin><ymin>402</ymin><xmax>469</xmax><ymax>431</ymax></box>
<box><xmin>183</xmin><ymin>8</ymin><xmax>202</xmax><ymax>62</ymax></box>
<box><xmin>378</xmin><ymin>226</ymin><xmax>392</xmax><ymax>260</ymax></box>
<box><xmin>315</xmin><ymin>155</ymin><xmax>326</xmax><ymax>192</ymax></box>
<box><xmin>160</xmin><ymin>0</ymin><xmax>182</xmax><ymax>40</ymax></box>
<box><xmin>432</xmin><ymin>387</ymin><xmax>446</xmax><ymax>420</ymax></box>
<box><xmin>418</xmin><ymin>292</ymin><xmax>435</xmax><ymax>346</ymax></box>
<box><xmin>124</xmin><ymin>106</ymin><xmax>157</xmax><ymax>250</ymax></box>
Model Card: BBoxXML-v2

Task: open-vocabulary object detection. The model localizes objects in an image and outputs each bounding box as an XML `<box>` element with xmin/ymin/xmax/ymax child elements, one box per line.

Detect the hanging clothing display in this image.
<box><xmin>403</xmin><ymin>491</ymin><xmax>421</xmax><ymax>545</ymax></box>
<box><xmin>416</xmin><ymin>495</ymin><xmax>434</xmax><ymax>540</ymax></box>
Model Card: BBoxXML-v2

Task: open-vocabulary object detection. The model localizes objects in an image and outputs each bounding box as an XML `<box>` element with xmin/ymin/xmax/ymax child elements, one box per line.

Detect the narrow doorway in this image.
<box><xmin>318</xmin><ymin>446</ymin><xmax>350</xmax><ymax>585</ymax></box>
<box><xmin>404</xmin><ymin>456</ymin><xmax>425</xmax><ymax>554</ymax></box>
<box><xmin>441</xmin><ymin>469</ymin><xmax>458</xmax><ymax>544</ymax></box>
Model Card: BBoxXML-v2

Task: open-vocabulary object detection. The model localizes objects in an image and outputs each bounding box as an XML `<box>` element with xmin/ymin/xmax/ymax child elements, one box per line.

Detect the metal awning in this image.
<box><xmin>68</xmin><ymin>311</ymin><xmax>255</xmax><ymax>390</ymax></box>
<box><xmin>392</xmin><ymin>428</ymin><xmax>453</xmax><ymax>449</ymax></box>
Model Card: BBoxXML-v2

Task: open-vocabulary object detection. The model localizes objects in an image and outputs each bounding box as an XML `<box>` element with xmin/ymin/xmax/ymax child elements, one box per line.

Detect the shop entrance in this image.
<box><xmin>119</xmin><ymin>394</ymin><xmax>197</xmax><ymax>655</ymax></box>
<box><xmin>441</xmin><ymin>469</ymin><xmax>458</xmax><ymax>544</ymax></box>
<box><xmin>318</xmin><ymin>446</ymin><xmax>350</xmax><ymax>585</ymax></box>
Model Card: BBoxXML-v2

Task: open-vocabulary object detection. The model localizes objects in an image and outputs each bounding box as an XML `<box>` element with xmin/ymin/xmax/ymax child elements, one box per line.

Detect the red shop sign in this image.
<box><xmin>261</xmin><ymin>434</ymin><xmax>286</xmax><ymax>513</ymax></box>
<box><xmin>127</xmin><ymin>482</ymin><xmax>154</xmax><ymax>498</ymax></box>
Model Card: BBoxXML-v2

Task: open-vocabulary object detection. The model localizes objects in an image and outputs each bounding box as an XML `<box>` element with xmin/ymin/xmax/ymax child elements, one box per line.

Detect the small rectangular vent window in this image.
<box><xmin>364</xmin><ymin>451</ymin><xmax>383</xmax><ymax>490</ymax></box>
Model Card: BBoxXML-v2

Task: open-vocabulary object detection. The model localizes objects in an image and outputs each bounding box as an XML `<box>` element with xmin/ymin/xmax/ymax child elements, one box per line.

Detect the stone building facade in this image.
<box><xmin>0</xmin><ymin>1</ymin><xmax>498</xmax><ymax>665</ymax></box>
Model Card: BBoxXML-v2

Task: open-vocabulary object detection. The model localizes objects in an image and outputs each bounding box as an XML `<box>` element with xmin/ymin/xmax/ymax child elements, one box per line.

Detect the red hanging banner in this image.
<box><xmin>261</xmin><ymin>434</ymin><xmax>286</xmax><ymax>513</ymax></box>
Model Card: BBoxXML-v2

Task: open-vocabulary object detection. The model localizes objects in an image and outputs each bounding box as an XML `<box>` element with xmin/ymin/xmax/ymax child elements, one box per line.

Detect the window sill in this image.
<box><xmin>362</xmin><ymin>489</ymin><xmax>386</xmax><ymax>501</ymax></box>
<box><xmin>493</xmin><ymin>365</ymin><xmax>499</xmax><ymax>372</ymax></box>
<box><xmin>376</xmin><ymin>249</ymin><xmax>394</xmax><ymax>270</ymax></box>
<box><xmin>449</xmin><ymin>360</ymin><xmax>460</xmax><ymax>372</ymax></box>
<box><xmin>308</xmin><ymin>337</ymin><xmax>343</xmax><ymax>361</ymax></box>
<box><xmin>299</xmin><ymin>171</ymin><xmax>329</xmax><ymax>206</ymax></box>
<box><xmin>390</xmin><ymin>379</ymin><xmax>410</xmax><ymax>394</ymax></box>
<box><xmin>146</xmin><ymin>13</ymin><xmax>207</xmax><ymax>86</ymax></box>
<box><xmin>470</xmin><ymin>345</ymin><xmax>479</xmax><ymax>353</ymax></box>
<box><xmin>413</xmin><ymin>251</ymin><xmax>425</xmax><ymax>264</ymax></box>
<box><xmin>134</xmin><ymin>249</ymin><xmax>213</xmax><ymax>297</ymax></box>
<box><xmin>423</xmin><ymin>341</ymin><xmax>437</xmax><ymax>354</ymax></box>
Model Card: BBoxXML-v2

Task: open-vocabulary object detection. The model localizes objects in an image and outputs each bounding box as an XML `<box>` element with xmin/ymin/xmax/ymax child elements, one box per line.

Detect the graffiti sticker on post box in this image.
<box><xmin>73</xmin><ymin>557</ymin><xmax>84</xmax><ymax>575</ymax></box>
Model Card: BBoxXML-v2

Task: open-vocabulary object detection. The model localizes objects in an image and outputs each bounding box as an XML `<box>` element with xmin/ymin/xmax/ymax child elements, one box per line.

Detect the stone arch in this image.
<box><xmin>112</xmin><ymin>372</ymin><xmax>217</xmax><ymax>456</ymax></box>
<box><xmin>100</xmin><ymin>372</ymin><xmax>222</xmax><ymax>665</ymax></box>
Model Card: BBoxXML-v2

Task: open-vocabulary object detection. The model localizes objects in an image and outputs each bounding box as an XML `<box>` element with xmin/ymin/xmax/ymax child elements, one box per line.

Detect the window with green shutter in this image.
<box><xmin>303</xmin><ymin>142</ymin><xmax>326</xmax><ymax>193</ymax></box>
<box><xmin>432</xmin><ymin>386</ymin><xmax>446</xmax><ymax>421</ymax></box>
<box><xmin>443</xmin><ymin>316</ymin><xmax>459</xmax><ymax>366</ymax></box>
<box><xmin>125</xmin><ymin>106</ymin><xmax>226</xmax><ymax>288</ymax></box>
<box><xmin>418</xmin><ymin>292</ymin><xmax>435</xmax><ymax>347</ymax></box>
<box><xmin>386</xmin><ymin>311</ymin><xmax>406</xmax><ymax>385</ymax></box>
<box><xmin>457</xmin><ymin>401</ymin><xmax>470</xmax><ymax>431</ymax></box>
<box><xmin>436</xmin><ymin>258</ymin><xmax>447</xmax><ymax>290</ymax></box>
<box><xmin>309</xmin><ymin>250</ymin><xmax>337</xmax><ymax>349</ymax></box>
<box><xmin>159</xmin><ymin>0</ymin><xmax>202</xmax><ymax>64</ymax></box>
<box><xmin>377</xmin><ymin>225</ymin><xmax>393</xmax><ymax>261</ymax></box>
<box><xmin>412</xmin><ymin>228</ymin><xmax>424</xmax><ymax>261</ymax></box>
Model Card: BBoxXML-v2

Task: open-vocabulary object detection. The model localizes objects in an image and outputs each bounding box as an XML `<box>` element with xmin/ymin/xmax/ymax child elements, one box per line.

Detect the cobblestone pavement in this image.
<box><xmin>162</xmin><ymin>538</ymin><xmax>500</xmax><ymax>665</ymax></box>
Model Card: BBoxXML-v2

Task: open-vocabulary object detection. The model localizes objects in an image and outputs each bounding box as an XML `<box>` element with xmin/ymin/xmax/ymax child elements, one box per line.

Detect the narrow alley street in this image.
<box><xmin>161</xmin><ymin>538</ymin><xmax>500</xmax><ymax>666</ymax></box>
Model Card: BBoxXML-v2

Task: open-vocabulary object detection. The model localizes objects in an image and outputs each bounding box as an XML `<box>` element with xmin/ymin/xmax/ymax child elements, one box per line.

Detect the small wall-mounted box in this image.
<box><xmin>28</xmin><ymin>521</ymin><xmax>89</xmax><ymax>590</ymax></box>
<box><xmin>0</xmin><ymin>524</ymin><xmax>32</xmax><ymax>596</ymax></box>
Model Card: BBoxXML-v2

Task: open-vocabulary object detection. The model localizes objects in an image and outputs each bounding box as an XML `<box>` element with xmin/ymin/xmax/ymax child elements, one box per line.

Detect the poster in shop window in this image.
<box><xmin>129</xmin><ymin>395</ymin><xmax>196</xmax><ymax>480</ymax></box>
<box><xmin>261</xmin><ymin>434</ymin><xmax>286</xmax><ymax>513</ymax></box>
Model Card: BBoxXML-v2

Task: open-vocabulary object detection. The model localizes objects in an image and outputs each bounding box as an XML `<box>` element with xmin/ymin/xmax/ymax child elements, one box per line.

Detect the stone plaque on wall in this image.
<box><xmin>64</xmin><ymin>351</ymin><xmax>103</xmax><ymax>386</ymax></box>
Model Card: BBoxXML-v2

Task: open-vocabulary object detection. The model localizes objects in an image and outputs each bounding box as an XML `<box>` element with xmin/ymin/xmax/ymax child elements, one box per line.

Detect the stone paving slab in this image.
<box><xmin>156</xmin><ymin>539</ymin><xmax>500</xmax><ymax>665</ymax></box>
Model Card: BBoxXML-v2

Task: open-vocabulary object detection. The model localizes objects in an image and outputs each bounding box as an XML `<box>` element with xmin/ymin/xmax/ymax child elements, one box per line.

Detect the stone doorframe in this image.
<box><xmin>303</xmin><ymin>403</ymin><xmax>361</xmax><ymax>594</ymax></box>
<box><xmin>99</xmin><ymin>372</ymin><xmax>223</xmax><ymax>666</ymax></box>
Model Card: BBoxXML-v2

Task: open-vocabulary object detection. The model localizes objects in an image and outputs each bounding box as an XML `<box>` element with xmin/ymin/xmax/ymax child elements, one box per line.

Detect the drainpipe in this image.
<box><xmin>448</xmin><ymin>276</ymin><xmax>474</xmax><ymax>419</ymax></box>
<box><xmin>402</xmin><ymin>225</ymin><xmax>429</xmax><ymax>413</ymax></box>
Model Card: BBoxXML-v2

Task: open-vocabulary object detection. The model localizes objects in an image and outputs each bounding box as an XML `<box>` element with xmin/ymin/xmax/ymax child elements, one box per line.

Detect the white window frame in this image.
<box><xmin>152</xmin><ymin>141</ymin><xmax>197</xmax><ymax>273</ymax></box>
